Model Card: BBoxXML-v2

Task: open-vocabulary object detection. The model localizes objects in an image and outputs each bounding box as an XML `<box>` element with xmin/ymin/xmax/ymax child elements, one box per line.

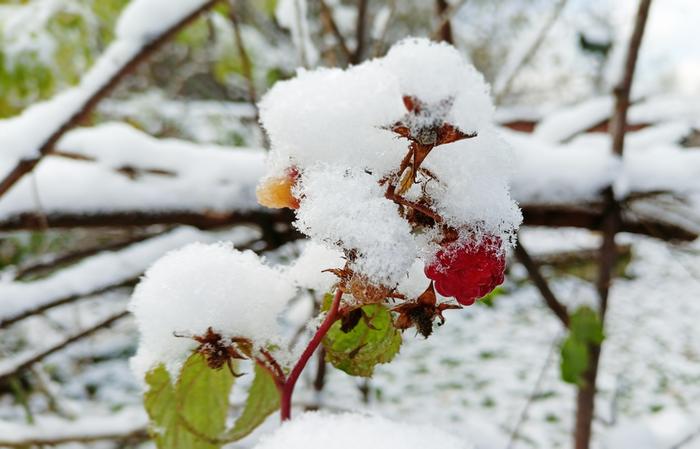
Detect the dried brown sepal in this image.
<box><xmin>392</xmin><ymin>282</ymin><xmax>461</xmax><ymax>338</ymax></box>
<box><xmin>175</xmin><ymin>327</ymin><xmax>248</xmax><ymax>375</ymax></box>
<box><xmin>324</xmin><ymin>265</ymin><xmax>393</xmax><ymax>306</ymax></box>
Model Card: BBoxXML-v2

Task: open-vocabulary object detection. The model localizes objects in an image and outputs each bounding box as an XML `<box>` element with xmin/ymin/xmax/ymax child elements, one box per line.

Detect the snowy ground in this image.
<box><xmin>2</xmin><ymin>228</ymin><xmax>699</xmax><ymax>449</ymax></box>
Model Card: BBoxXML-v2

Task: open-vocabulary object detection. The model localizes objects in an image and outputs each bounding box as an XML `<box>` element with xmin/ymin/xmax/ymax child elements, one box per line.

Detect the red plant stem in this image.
<box><xmin>280</xmin><ymin>288</ymin><xmax>343</xmax><ymax>421</ymax></box>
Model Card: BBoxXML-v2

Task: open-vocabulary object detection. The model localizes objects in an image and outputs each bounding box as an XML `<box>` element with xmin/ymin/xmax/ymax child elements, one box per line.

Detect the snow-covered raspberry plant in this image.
<box><xmin>129</xmin><ymin>38</ymin><xmax>521</xmax><ymax>449</ymax></box>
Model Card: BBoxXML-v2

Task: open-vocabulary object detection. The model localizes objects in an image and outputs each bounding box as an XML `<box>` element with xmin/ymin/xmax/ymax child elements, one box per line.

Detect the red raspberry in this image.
<box><xmin>424</xmin><ymin>236</ymin><xmax>505</xmax><ymax>306</ymax></box>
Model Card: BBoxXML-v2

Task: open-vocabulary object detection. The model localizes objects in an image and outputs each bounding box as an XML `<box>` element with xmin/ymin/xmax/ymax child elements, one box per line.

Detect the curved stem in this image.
<box><xmin>280</xmin><ymin>288</ymin><xmax>343</xmax><ymax>421</ymax></box>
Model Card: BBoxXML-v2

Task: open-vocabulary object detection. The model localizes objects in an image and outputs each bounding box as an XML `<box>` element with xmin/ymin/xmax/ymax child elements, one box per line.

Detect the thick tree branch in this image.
<box><xmin>514</xmin><ymin>242</ymin><xmax>570</xmax><ymax>328</ymax></box>
<box><xmin>0</xmin><ymin>209</ymin><xmax>296</xmax><ymax>231</ymax></box>
<box><xmin>0</xmin><ymin>1</ymin><xmax>219</xmax><ymax>201</ymax></box>
<box><xmin>0</xmin><ymin>205</ymin><xmax>694</xmax><ymax>241</ymax></box>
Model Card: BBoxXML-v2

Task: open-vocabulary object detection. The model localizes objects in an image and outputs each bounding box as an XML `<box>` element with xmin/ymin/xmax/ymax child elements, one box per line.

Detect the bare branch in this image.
<box><xmin>351</xmin><ymin>0</ymin><xmax>369</xmax><ymax>63</ymax></box>
<box><xmin>506</xmin><ymin>335</ymin><xmax>561</xmax><ymax>449</ymax></box>
<box><xmin>15</xmin><ymin>230</ymin><xmax>166</xmax><ymax>280</ymax></box>
<box><xmin>319</xmin><ymin>0</ymin><xmax>352</xmax><ymax>64</ymax></box>
<box><xmin>0</xmin><ymin>409</ymin><xmax>147</xmax><ymax>448</ymax></box>
<box><xmin>514</xmin><ymin>242</ymin><xmax>570</xmax><ymax>328</ymax></box>
<box><xmin>0</xmin><ymin>209</ymin><xmax>295</xmax><ymax>231</ymax></box>
<box><xmin>522</xmin><ymin>204</ymin><xmax>697</xmax><ymax>242</ymax></box>
<box><xmin>435</xmin><ymin>0</ymin><xmax>454</xmax><ymax>44</ymax></box>
<box><xmin>0</xmin><ymin>280</ymin><xmax>135</xmax><ymax>330</ymax></box>
<box><xmin>494</xmin><ymin>0</ymin><xmax>568</xmax><ymax>104</ymax></box>
<box><xmin>0</xmin><ymin>1</ymin><xmax>219</xmax><ymax>201</ymax></box>
<box><xmin>576</xmin><ymin>2</ymin><xmax>653</xmax><ymax>448</ymax></box>
<box><xmin>0</xmin><ymin>311</ymin><xmax>129</xmax><ymax>383</ymax></box>
<box><xmin>609</xmin><ymin>0</ymin><xmax>653</xmax><ymax>157</ymax></box>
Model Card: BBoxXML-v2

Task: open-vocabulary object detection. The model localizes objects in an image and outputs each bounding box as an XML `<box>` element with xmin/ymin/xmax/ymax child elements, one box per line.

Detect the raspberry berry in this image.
<box><xmin>424</xmin><ymin>236</ymin><xmax>505</xmax><ymax>306</ymax></box>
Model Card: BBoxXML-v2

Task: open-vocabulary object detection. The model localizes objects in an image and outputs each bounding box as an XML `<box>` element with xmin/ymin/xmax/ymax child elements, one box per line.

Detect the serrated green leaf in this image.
<box><xmin>220</xmin><ymin>364</ymin><xmax>280</xmax><ymax>443</ymax></box>
<box><xmin>323</xmin><ymin>304</ymin><xmax>402</xmax><ymax>377</ymax></box>
<box><xmin>144</xmin><ymin>353</ymin><xmax>234</xmax><ymax>449</ymax></box>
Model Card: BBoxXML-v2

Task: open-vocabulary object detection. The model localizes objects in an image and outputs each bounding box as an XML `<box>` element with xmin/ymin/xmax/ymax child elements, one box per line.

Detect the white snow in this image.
<box><xmin>259</xmin><ymin>63</ymin><xmax>407</xmax><ymax>177</ymax></box>
<box><xmin>115</xmin><ymin>0</ymin><xmax>208</xmax><ymax>42</ymax></box>
<box><xmin>260</xmin><ymin>38</ymin><xmax>521</xmax><ymax>288</ymax></box>
<box><xmin>275</xmin><ymin>0</ymin><xmax>318</xmax><ymax>67</ymax></box>
<box><xmin>283</xmin><ymin>241</ymin><xmax>344</xmax><ymax>293</ymax></box>
<box><xmin>0</xmin><ymin>0</ymin><xmax>211</xmax><ymax>161</ymax></box>
<box><xmin>0</xmin><ymin>123</ymin><xmax>265</xmax><ymax>219</ymax></box>
<box><xmin>293</xmin><ymin>166</ymin><xmax>418</xmax><ymax>286</ymax></box>
<box><xmin>0</xmin><ymin>227</ymin><xmax>218</xmax><ymax>325</ymax></box>
<box><xmin>0</xmin><ymin>407</ymin><xmax>146</xmax><ymax>446</ymax></box>
<box><xmin>533</xmin><ymin>96</ymin><xmax>614</xmax><ymax>143</ymax></box>
<box><xmin>129</xmin><ymin>242</ymin><xmax>296</xmax><ymax>378</ymax></box>
<box><xmin>253</xmin><ymin>412</ymin><xmax>471</xmax><ymax>449</ymax></box>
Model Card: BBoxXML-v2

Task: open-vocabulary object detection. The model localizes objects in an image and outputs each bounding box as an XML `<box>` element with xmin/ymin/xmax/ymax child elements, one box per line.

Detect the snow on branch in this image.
<box><xmin>0</xmin><ymin>408</ymin><xmax>147</xmax><ymax>448</ymax></box>
<box><xmin>0</xmin><ymin>310</ymin><xmax>129</xmax><ymax>382</ymax></box>
<box><xmin>0</xmin><ymin>0</ymin><xmax>218</xmax><ymax>200</ymax></box>
<box><xmin>0</xmin><ymin>123</ymin><xmax>266</xmax><ymax>223</ymax></box>
<box><xmin>0</xmin><ymin>227</ymin><xmax>242</xmax><ymax>328</ymax></box>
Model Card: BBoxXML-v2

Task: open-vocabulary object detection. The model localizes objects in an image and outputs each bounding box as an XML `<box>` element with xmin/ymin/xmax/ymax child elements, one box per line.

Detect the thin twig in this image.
<box><xmin>371</xmin><ymin>0</ymin><xmax>396</xmax><ymax>57</ymax></box>
<box><xmin>514</xmin><ymin>242</ymin><xmax>570</xmax><ymax>328</ymax></box>
<box><xmin>429</xmin><ymin>0</ymin><xmax>467</xmax><ymax>42</ymax></box>
<box><xmin>228</xmin><ymin>3</ymin><xmax>258</xmax><ymax>107</ymax></box>
<box><xmin>0</xmin><ymin>311</ymin><xmax>129</xmax><ymax>383</ymax></box>
<box><xmin>575</xmin><ymin>2</ymin><xmax>653</xmax><ymax>449</ymax></box>
<box><xmin>0</xmin><ymin>279</ymin><xmax>136</xmax><ymax>330</ymax></box>
<box><xmin>506</xmin><ymin>334</ymin><xmax>560</xmax><ymax>449</ymax></box>
<box><xmin>319</xmin><ymin>0</ymin><xmax>352</xmax><ymax>64</ymax></box>
<box><xmin>494</xmin><ymin>0</ymin><xmax>568</xmax><ymax>104</ymax></box>
<box><xmin>15</xmin><ymin>230</ymin><xmax>164</xmax><ymax>280</ymax></box>
<box><xmin>351</xmin><ymin>0</ymin><xmax>369</xmax><ymax>63</ymax></box>
<box><xmin>0</xmin><ymin>1</ymin><xmax>219</xmax><ymax>201</ymax></box>
<box><xmin>435</xmin><ymin>0</ymin><xmax>454</xmax><ymax>43</ymax></box>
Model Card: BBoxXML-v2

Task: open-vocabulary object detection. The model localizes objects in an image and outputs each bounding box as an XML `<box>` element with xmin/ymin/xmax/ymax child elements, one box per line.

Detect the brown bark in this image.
<box><xmin>351</xmin><ymin>0</ymin><xmax>369</xmax><ymax>63</ymax></box>
<box><xmin>574</xmin><ymin>1</ymin><xmax>653</xmax><ymax>448</ymax></box>
<box><xmin>514</xmin><ymin>243</ymin><xmax>570</xmax><ymax>327</ymax></box>
<box><xmin>435</xmin><ymin>0</ymin><xmax>454</xmax><ymax>43</ymax></box>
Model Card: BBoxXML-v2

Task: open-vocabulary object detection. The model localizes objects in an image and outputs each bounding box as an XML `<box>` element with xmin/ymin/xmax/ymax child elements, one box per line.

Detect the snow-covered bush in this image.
<box><xmin>129</xmin><ymin>37</ymin><xmax>521</xmax><ymax>449</ymax></box>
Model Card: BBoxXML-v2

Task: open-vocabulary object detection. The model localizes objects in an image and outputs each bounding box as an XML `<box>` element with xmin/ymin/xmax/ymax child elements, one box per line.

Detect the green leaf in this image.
<box><xmin>559</xmin><ymin>306</ymin><xmax>605</xmax><ymax>385</ymax></box>
<box><xmin>560</xmin><ymin>336</ymin><xmax>589</xmax><ymax>385</ymax></box>
<box><xmin>144</xmin><ymin>353</ymin><xmax>234</xmax><ymax>449</ymax></box>
<box><xmin>323</xmin><ymin>304</ymin><xmax>402</xmax><ymax>377</ymax></box>
<box><xmin>220</xmin><ymin>364</ymin><xmax>280</xmax><ymax>443</ymax></box>
<box><xmin>569</xmin><ymin>306</ymin><xmax>604</xmax><ymax>345</ymax></box>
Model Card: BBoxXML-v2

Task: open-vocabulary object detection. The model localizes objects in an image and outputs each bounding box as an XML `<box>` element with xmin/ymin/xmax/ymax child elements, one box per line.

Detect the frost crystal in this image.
<box><xmin>129</xmin><ymin>242</ymin><xmax>295</xmax><ymax>378</ymax></box>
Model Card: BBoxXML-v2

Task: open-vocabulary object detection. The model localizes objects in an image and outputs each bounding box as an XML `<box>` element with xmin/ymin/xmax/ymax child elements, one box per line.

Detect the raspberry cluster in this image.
<box><xmin>424</xmin><ymin>236</ymin><xmax>506</xmax><ymax>306</ymax></box>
